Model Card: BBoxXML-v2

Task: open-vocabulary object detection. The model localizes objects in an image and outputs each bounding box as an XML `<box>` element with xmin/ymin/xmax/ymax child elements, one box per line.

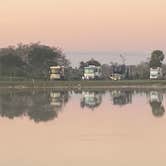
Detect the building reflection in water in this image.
<box><xmin>49</xmin><ymin>90</ymin><xmax>69</xmax><ymax>112</ymax></box>
<box><xmin>0</xmin><ymin>90</ymin><xmax>70</xmax><ymax>123</ymax></box>
<box><xmin>149</xmin><ymin>91</ymin><xmax>165</xmax><ymax>117</ymax></box>
<box><xmin>0</xmin><ymin>89</ymin><xmax>165</xmax><ymax>121</ymax></box>
<box><xmin>110</xmin><ymin>89</ymin><xmax>132</xmax><ymax>106</ymax></box>
<box><xmin>80</xmin><ymin>91</ymin><xmax>103</xmax><ymax>110</ymax></box>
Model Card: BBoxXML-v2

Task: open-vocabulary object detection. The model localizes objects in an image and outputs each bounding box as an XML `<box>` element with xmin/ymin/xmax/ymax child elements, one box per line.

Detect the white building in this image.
<box><xmin>150</xmin><ymin>67</ymin><xmax>162</xmax><ymax>80</ymax></box>
<box><xmin>82</xmin><ymin>65</ymin><xmax>102</xmax><ymax>80</ymax></box>
<box><xmin>49</xmin><ymin>66</ymin><xmax>64</xmax><ymax>80</ymax></box>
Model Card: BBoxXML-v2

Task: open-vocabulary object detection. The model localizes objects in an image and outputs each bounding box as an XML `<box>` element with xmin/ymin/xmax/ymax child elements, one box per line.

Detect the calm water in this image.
<box><xmin>0</xmin><ymin>88</ymin><xmax>166</xmax><ymax>166</ymax></box>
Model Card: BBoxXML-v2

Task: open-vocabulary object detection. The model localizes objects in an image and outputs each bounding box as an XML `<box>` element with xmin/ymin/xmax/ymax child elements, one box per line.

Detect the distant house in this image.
<box><xmin>82</xmin><ymin>65</ymin><xmax>102</xmax><ymax>80</ymax></box>
<box><xmin>150</xmin><ymin>67</ymin><xmax>162</xmax><ymax>80</ymax></box>
<box><xmin>49</xmin><ymin>66</ymin><xmax>64</xmax><ymax>80</ymax></box>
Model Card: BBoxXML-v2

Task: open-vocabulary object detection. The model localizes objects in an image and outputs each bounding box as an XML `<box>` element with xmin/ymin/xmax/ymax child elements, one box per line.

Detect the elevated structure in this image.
<box><xmin>49</xmin><ymin>66</ymin><xmax>64</xmax><ymax>80</ymax></box>
<box><xmin>150</xmin><ymin>67</ymin><xmax>162</xmax><ymax>80</ymax></box>
<box><xmin>82</xmin><ymin>65</ymin><xmax>102</xmax><ymax>80</ymax></box>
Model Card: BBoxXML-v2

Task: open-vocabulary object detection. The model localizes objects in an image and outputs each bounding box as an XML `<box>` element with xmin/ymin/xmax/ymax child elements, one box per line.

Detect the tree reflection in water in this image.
<box><xmin>0</xmin><ymin>92</ymin><xmax>27</xmax><ymax>119</ymax></box>
<box><xmin>0</xmin><ymin>90</ymin><xmax>70</xmax><ymax>123</ymax></box>
<box><xmin>149</xmin><ymin>91</ymin><xmax>165</xmax><ymax>117</ymax></box>
<box><xmin>0</xmin><ymin>89</ymin><xmax>165</xmax><ymax>121</ymax></box>
<box><xmin>27</xmin><ymin>91</ymin><xmax>57</xmax><ymax>123</ymax></box>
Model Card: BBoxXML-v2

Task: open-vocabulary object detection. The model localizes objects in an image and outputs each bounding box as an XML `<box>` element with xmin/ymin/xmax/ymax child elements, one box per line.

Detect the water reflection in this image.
<box><xmin>110</xmin><ymin>90</ymin><xmax>132</xmax><ymax>106</ymax></box>
<box><xmin>80</xmin><ymin>91</ymin><xmax>104</xmax><ymax>110</ymax></box>
<box><xmin>0</xmin><ymin>92</ymin><xmax>27</xmax><ymax>119</ymax></box>
<box><xmin>149</xmin><ymin>91</ymin><xmax>165</xmax><ymax>117</ymax></box>
<box><xmin>0</xmin><ymin>89</ymin><xmax>165</xmax><ymax>122</ymax></box>
<box><xmin>49</xmin><ymin>91</ymin><xmax>69</xmax><ymax>109</ymax></box>
<box><xmin>0</xmin><ymin>90</ymin><xmax>70</xmax><ymax>122</ymax></box>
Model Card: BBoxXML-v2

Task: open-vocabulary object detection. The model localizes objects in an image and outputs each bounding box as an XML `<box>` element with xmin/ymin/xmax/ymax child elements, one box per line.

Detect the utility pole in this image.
<box><xmin>120</xmin><ymin>54</ymin><xmax>126</xmax><ymax>65</ymax></box>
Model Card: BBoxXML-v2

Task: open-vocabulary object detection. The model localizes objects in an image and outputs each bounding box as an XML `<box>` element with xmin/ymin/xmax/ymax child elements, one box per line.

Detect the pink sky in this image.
<box><xmin>0</xmin><ymin>0</ymin><xmax>166</xmax><ymax>52</ymax></box>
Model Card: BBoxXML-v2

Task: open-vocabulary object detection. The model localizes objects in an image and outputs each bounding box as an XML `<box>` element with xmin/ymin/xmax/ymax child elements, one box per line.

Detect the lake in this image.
<box><xmin>0</xmin><ymin>88</ymin><xmax>166</xmax><ymax>166</ymax></box>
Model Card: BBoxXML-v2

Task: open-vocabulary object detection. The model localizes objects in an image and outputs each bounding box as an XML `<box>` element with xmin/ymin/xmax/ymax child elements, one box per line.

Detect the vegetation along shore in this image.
<box><xmin>1</xmin><ymin>80</ymin><xmax>166</xmax><ymax>89</ymax></box>
<box><xmin>0</xmin><ymin>43</ymin><xmax>166</xmax><ymax>86</ymax></box>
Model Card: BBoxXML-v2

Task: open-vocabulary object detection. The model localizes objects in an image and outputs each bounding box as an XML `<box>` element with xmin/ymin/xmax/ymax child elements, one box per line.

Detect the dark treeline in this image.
<box><xmin>0</xmin><ymin>43</ymin><xmax>69</xmax><ymax>80</ymax></box>
<box><xmin>0</xmin><ymin>43</ymin><xmax>165</xmax><ymax>80</ymax></box>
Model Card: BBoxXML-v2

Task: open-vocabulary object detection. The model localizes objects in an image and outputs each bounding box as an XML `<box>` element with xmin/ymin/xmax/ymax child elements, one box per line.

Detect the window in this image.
<box><xmin>84</xmin><ymin>68</ymin><xmax>94</xmax><ymax>74</ymax></box>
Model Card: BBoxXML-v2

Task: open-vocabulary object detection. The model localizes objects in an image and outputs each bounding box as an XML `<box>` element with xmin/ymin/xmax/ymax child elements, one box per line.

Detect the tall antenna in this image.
<box><xmin>120</xmin><ymin>54</ymin><xmax>126</xmax><ymax>64</ymax></box>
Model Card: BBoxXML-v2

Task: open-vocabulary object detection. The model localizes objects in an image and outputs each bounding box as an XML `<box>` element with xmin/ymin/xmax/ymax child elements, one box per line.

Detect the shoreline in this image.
<box><xmin>1</xmin><ymin>80</ymin><xmax>166</xmax><ymax>89</ymax></box>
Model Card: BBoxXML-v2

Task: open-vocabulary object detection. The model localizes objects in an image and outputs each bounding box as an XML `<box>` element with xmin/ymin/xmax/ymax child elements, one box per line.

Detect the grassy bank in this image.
<box><xmin>1</xmin><ymin>80</ymin><xmax>166</xmax><ymax>89</ymax></box>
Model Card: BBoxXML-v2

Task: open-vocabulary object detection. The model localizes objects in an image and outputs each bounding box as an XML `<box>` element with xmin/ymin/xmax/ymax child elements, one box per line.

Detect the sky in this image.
<box><xmin>0</xmin><ymin>0</ymin><xmax>166</xmax><ymax>65</ymax></box>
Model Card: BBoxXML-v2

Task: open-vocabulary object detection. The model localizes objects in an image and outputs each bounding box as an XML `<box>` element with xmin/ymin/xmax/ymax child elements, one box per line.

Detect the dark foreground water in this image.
<box><xmin>0</xmin><ymin>88</ymin><xmax>166</xmax><ymax>166</ymax></box>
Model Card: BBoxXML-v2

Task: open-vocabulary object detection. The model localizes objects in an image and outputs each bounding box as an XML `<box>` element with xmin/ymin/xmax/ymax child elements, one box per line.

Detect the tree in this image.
<box><xmin>0</xmin><ymin>43</ymin><xmax>70</xmax><ymax>79</ymax></box>
<box><xmin>86</xmin><ymin>58</ymin><xmax>101</xmax><ymax>66</ymax></box>
<box><xmin>79</xmin><ymin>59</ymin><xmax>101</xmax><ymax>69</ymax></box>
<box><xmin>79</xmin><ymin>61</ymin><xmax>86</xmax><ymax>69</ymax></box>
<box><xmin>0</xmin><ymin>53</ymin><xmax>26</xmax><ymax>77</ymax></box>
<box><xmin>64</xmin><ymin>67</ymin><xmax>82</xmax><ymax>80</ymax></box>
<box><xmin>27</xmin><ymin>43</ymin><xmax>69</xmax><ymax>78</ymax></box>
<box><xmin>101</xmin><ymin>64</ymin><xmax>112</xmax><ymax>79</ymax></box>
<box><xmin>149</xmin><ymin>50</ymin><xmax>165</xmax><ymax>68</ymax></box>
<box><xmin>135</xmin><ymin>62</ymin><xmax>150</xmax><ymax>79</ymax></box>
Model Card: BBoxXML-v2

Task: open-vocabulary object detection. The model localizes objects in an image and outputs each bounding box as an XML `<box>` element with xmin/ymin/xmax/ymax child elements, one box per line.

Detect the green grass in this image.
<box><xmin>1</xmin><ymin>80</ymin><xmax>166</xmax><ymax>89</ymax></box>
